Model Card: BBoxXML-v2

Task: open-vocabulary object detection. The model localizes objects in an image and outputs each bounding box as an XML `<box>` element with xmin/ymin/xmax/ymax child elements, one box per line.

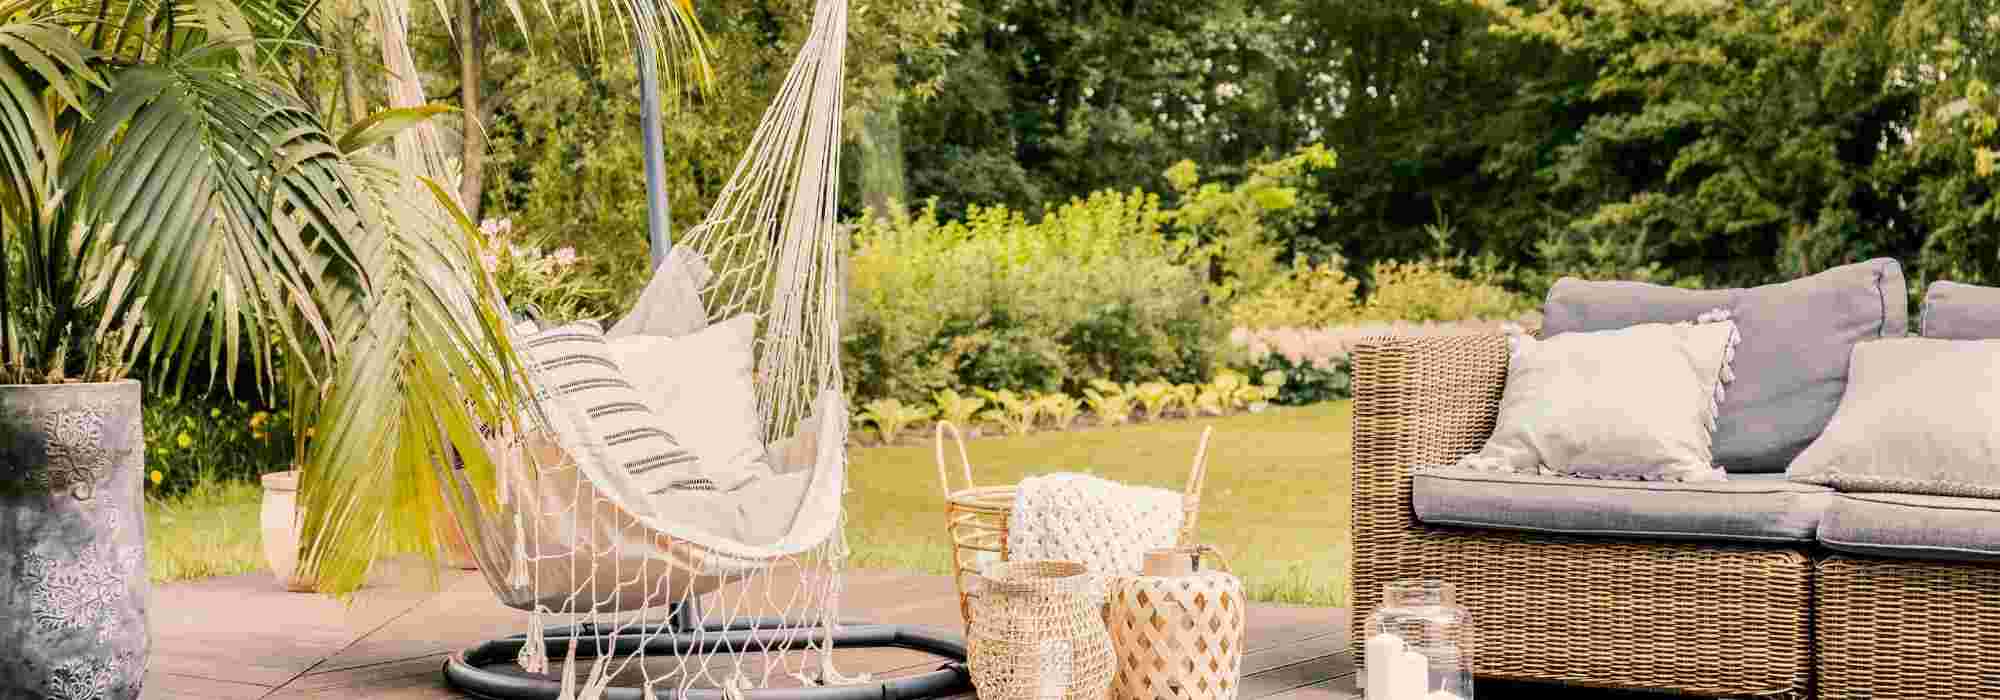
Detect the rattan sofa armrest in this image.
<box><xmin>1348</xmin><ymin>333</ymin><xmax>1511</xmax><ymax>536</ymax></box>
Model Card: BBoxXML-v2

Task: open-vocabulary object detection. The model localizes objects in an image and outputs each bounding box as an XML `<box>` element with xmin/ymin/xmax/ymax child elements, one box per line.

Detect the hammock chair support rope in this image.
<box><xmin>440</xmin><ymin>0</ymin><xmax>970</xmax><ymax>696</ymax></box>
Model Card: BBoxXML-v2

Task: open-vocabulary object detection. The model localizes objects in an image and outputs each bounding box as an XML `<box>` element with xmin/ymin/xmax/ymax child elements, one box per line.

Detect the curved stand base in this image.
<box><xmin>443</xmin><ymin>617</ymin><xmax>971</xmax><ymax>700</ymax></box>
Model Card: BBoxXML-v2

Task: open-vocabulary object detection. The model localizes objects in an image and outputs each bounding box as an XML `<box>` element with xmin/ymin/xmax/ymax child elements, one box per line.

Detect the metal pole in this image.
<box><xmin>636</xmin><ymin>29</ymin><xmax>672</xmax><ymax>267</ymax></box>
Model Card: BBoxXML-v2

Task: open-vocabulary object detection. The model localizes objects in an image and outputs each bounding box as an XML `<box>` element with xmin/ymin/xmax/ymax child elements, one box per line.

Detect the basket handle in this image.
<box><xmin>935</xmin><ymin>421</ymin><xmax>976</xmax><ymax>498</ymax></box>
<box><xmin>1195</xmin><ymin>544</ymin><xmax>1231</xmax><ymax>574</ymax></box>
<box><xmin>1178</xmin><ymin>426</ymin><xmax>1214</xmax><ymax>543</ymax></box>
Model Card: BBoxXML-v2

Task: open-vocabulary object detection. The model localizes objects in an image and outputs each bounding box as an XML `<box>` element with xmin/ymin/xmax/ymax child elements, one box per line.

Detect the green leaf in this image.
<box><xmin>337</xmin><ymin>104</ymin><xmax>457</xmax><ymax>155</ymax></box>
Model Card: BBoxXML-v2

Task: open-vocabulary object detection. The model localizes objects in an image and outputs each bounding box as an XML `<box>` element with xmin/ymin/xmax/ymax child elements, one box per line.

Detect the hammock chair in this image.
<box><xmin>434</xmin><ymin>1</ymin><xmax>971</xmax><ymax>697</ymax></box>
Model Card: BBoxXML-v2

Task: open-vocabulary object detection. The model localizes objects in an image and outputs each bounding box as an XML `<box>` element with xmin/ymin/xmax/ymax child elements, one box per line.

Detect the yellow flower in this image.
<box><xmin>1978</xmin><ymin>147</ymin><xmax>1997</xmax><ymax>178</ymax></box>
<box><xmin>249</xmin><ymin>411</ymin><xmax>269</xmax><ymax>429</ymax></box>
<box><xmin>176</xmin><ymin>432</ymin><xmax>193</xmax><ymax>450</ymax></box>
<box><xmin>252</xmin><ymin>431</ymin><xmax>267</xmax><ymax>441</ymax></box>
<box><xmin>305</xmin><ymin>427</ymin><xmax>316</xmax><ymax>439</ymax></box>
<box><xmin>149</xmin><ymin>470</ymin><xmax>163</xmax><ymax>486</ymax></box>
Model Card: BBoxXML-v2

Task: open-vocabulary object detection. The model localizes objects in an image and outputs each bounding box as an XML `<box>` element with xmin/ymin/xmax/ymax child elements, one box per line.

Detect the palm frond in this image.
<box><xmin>295</xmin><ymin>175</ymin><xmax>526</xmax><ymax>597</ymax></box>
<box><xmin>0</xmin><ymin>12</ymin><xmax>101</xmax><ymax>217</ymax></box>
<box><xmin>57</xmin><ymin>50</ymin><xmax>369</xmax><ymax>390</ymax></box>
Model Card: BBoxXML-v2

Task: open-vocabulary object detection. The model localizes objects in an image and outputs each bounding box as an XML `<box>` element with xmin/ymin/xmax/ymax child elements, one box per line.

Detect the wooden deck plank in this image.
<box><xmin>139</xmin><ymin>671</ymin><xmax>275</xmax><ymax>700</ymax></box>
<box><xmin>149</xmin><ymin>568</ymin><xmax>1365</xmax><ymax>698</ymax></box>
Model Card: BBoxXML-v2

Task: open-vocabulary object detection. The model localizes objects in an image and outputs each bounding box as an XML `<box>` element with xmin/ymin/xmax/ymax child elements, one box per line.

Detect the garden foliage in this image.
<box><xmin>845</xmin><ymin>191</ymin><xmax>1218</xmax><ymax>404</ymax></box>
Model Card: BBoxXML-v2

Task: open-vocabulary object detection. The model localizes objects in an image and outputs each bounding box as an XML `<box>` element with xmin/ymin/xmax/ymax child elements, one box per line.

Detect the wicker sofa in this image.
<box><xmin>1348</xmin><ymin>263</ymin><xmax>2000</xmax><ymax>699</ymax></box>
<box><xmin>1349</xmin><ymin>332</ymin><xmax>1815</xmax><ymax>698</ymax></box>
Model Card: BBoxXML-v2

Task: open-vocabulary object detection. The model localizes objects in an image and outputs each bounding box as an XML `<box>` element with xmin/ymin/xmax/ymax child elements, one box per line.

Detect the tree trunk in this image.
<box><xmin>339</xmin><ymin>25</ymin><xmax>367</xmax><ymax>127</ymax></box>
<box><xmin>458</xmin><ymin>0</ymin><xmax>486</xmax><ymax>221</ymax></box>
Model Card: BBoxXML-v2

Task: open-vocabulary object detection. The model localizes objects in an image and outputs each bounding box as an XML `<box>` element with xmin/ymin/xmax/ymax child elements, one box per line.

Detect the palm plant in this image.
<box><xmin>0</xmin><ymin>0</ymin><xmax>371</xmax><ymax>386</ymax></box>
<box><xmin>0</xmin><ymin>0</ymin><xmax>710</xmax><ymax>597</ymax></box>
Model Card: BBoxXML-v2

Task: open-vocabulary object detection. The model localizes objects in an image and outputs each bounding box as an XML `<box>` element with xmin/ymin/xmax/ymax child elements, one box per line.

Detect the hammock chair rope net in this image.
<box><xmin>433</xmin><ymin>1</ymin><xmax>971</xmax><ymax>697</ymax></box>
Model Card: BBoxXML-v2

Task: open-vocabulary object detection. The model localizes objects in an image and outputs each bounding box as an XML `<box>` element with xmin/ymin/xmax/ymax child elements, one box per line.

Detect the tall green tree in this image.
<box><xmin>1471</xmin><ymin>0</ymin><xmax>2000</xmax><ymax>291</ymax></box>
<box><xmin>898</xmin><ymin>0</ymin><xmax>1307</xmax><ymax>221</ymax></box>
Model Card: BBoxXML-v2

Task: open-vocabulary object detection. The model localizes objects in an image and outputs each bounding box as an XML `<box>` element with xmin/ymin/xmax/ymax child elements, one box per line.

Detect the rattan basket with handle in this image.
<box><xmin>936</xmin><ymin>421</ymin><xmax>1214</xmax><ymax>630</ymax></box>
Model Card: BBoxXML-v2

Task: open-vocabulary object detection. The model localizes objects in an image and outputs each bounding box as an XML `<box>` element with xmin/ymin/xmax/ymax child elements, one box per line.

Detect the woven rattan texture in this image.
<box><xmin>968</xmin><ymin>560</ymin><xmax>1118</xmax><ymax>700</ymax></box>
<box><xmin>1818</xmin><ymin>555</ymin><xmax>2000</xmax><ymax>699</ymax></box>
<box><xmin>939</xmin><ymin>423</ymin><xmax>1209</xmax><ymax>631</ymax></box>
<box><xmin>1348</xmin><ymin>333</ymin><xmax>1811</xmax><ymax>699</ymax></box>
<box><xmin>1108</xmin><ymin>569</ymin><xmax>1246</xmax><ymax>700</ymax></box>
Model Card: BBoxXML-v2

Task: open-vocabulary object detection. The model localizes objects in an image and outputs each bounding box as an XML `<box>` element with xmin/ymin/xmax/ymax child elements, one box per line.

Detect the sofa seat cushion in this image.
<box><xmin>1412</xmin><ymin>469</ymin><xmax>1833</xmax><ymax>543</ymax></box>
<box><xmin>1818</xmin><ymin>492</ymin><xmax>2000</xmax><ymax>563</ymax></box>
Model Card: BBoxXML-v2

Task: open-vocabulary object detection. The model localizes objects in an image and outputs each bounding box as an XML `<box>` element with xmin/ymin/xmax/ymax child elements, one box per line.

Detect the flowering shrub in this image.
<box><xmin>479</xmin><ymin>218</ymin><xmax>614</xmax><ymax>322</ymax></box>
<box><xmin>1229</xmin><ymin>314</ymin><xmax>1541</xmax><ymax>405</ymax></box>
<box><xmin>143</xmin><ymin>394</ymin><xmax>298</xmax><ymax>494</ymax></box>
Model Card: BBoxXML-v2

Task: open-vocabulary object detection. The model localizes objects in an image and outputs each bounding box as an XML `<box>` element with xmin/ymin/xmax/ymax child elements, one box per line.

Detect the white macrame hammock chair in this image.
<box><xmin>433</xmin><ymin>2</ymin><xmax>966</xmax><ymax>698</ymax></box>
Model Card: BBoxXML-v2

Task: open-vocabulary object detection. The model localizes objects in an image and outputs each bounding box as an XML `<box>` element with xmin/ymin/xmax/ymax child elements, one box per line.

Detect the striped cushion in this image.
<box><xmin>522</xmin><ymin>321</ymin><xmax>714</xmax><ymax>493</ymax></box>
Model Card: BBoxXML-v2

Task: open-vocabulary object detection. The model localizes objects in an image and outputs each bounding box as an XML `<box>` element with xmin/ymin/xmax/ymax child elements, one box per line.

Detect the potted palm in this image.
<box><xmin>0</xmin><ymin>2</ymin><xmax>474</xmax><ymax>696</ymax></box>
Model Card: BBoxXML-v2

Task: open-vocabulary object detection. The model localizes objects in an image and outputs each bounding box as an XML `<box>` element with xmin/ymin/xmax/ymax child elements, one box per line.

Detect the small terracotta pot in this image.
<box><xmin>259</xmin><ymin>470</ymin><xmax>317</xmax><ymax>592</ymax></box>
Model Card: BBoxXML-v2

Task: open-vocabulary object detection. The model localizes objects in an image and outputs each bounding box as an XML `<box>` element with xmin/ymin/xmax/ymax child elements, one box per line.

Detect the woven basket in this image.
<box><xmin>936</xmin><ymin>422</ymin><xmax>1214</xmax><ymax>630</ymax></box>
<box><xmin>968</xmin><ymin>560</ymin><xmax>1118</xmax><ymax>700</ymax></box>
<box><xmin>1108</xmin><ymin>547</ymin><xmax>1246</xmax><ymax>700</ymax></box>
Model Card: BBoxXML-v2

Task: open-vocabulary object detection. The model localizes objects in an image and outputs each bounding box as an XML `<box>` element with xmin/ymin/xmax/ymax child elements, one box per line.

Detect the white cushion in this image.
<box><xmin>607</xmin><ymin>314</ymin><xmax>769</xmax><ymax>491</ymax></box>
<box><xmin>1789</xmin><ymin>337</ymin><xmax>2000</xmax><ymax>498</ymax></box>
<box><xmin>1453</xmin><ymin>313</ymin><xmax>1740</xmax><ymax>481</ymax></box>
<box><xmin>520</xmin><ymin>321</ymin><xmax>713</xmax><ymax>495</ymax></box>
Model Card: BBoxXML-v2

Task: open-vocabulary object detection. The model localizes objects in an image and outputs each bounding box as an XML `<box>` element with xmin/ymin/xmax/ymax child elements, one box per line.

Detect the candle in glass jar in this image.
<box><xmin>1363</xmin><ymin>633</ymin><xmax>1404</xmax><ymax>700</ymax></box>
<box><xmin>1394</xmin><ymin>648</ymin><xmax>1430</xmax><ymax>699</ymax></box>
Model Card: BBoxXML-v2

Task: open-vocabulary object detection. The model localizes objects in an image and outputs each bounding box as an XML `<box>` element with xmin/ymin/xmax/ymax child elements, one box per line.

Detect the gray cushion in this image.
<box><xmin>1818</xmin><ymin>492</ymin><xmax>2000</xmax><ymax>563</ymax></box>
<box><xmin>1412</xmin><ymin>469</ymin><xmax>1834</xmax><ymax>543</ymax></box>
<box><xmin>1920</xmin><ymin>280</ymin><xmax>2000</xmax><ymax>340</ymax></box>
<box><xmin>1542</xmin><ymin>258</ymin><xmax>1907</xmax><ymax>473</ymax></box>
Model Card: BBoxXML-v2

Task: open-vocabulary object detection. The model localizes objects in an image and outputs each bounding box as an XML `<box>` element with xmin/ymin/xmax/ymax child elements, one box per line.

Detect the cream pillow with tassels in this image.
<box><xmin>1452</xmin><ymin>310</ymin><xmax>1740</xmax><ymax>482</ymax></box>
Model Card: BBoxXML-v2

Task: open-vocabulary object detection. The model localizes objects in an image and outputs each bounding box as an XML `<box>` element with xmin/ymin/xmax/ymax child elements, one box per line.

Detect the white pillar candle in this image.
<box><xmin>1363</xmin><ymin>633</ymin><xmax>1405</xmax><ymax>700</ymax></box>
<box><xmin>1393</xmin><ymin>648</ymin><xmax>1431</xmax><ymax>700</ymax></box>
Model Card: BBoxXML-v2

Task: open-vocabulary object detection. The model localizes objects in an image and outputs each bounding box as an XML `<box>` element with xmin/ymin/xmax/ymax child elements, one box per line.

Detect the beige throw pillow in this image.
<box><xmin>1452</xmin><ymin>312</ymin><xmax>1740</xmax><ymax>482</ymax></box>
<box><xmin>606</xmin><ymin>314</ymin><xmax>771</xmax><ymax>491</ymax></box>
<box><xmin>1788</xmin><ymin>337</ymin><xmax>2000</xmax><ymax>498</ymax></box>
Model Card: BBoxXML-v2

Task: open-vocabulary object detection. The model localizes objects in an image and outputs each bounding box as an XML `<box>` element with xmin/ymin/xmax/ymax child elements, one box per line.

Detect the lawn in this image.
<box><xmin>845</xmin><ymin>401</ymin><xmax>1352</xmax><ymax>606</ymax></box>
<box><xmin>144</xmin><ymin>401</ymin><xmax>1354</xmax><ymax>606</ymax></box>
<box><xmin>146</xmin><ymin>478</ymin><xmax>266</xmax><ymax>583</ymax></box>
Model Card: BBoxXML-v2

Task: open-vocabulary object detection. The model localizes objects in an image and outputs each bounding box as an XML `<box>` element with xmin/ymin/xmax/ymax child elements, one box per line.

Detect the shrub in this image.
<box><xmin>144</xmin><ymin>393</ymin><xmax>298</xmax><ymax>494</ymax></box>
<box><xmin>932</xmin><ymin>389</ymin><xmax>987</xmax><ymax>429</ymax></box>
<box><xmin>858</xmin><ymin>398</ymin><xmax>935</xmax><ymax>445</ymax></box>
<box><xmin>1083</xmin><ymin>381</ymin><xmax>1137</xmax><ymax>426</ymax></box>
<box><xmin>1229</xmin><ymin>258</ymin><xmax>1360</xmax><ymax>329</ymax></box>
<box><xmin>846</xmin><ymin>193</ymin><xmax>1220</xmax><ymax>404</ymax></box>
<box><xmin>1359</xmin><ymin>259</ymin><xmax>1530</xmax><ymax>323</ymax></box>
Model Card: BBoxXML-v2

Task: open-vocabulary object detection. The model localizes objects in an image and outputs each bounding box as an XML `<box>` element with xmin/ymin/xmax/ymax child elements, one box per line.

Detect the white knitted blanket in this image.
<box><xmin>1005</xmin><ymin>473</ymin><xmax>1185</xmax><ymax>577</ymax></box>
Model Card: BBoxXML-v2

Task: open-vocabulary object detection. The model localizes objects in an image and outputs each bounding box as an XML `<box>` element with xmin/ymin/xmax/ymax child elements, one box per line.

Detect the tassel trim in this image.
<box><xmin>519</xmin><ymin>606</ymin><xmax>550</xmax><ymax>673</ymax></box>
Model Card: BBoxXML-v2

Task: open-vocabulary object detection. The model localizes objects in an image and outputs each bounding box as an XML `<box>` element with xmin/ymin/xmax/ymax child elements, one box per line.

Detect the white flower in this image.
<box><xmin>1215</xmin><ymin>82</ymin><xmax>1242</xmax><ymax>100</ymax></box>
<box><xmin>552</xmin><ymin>247</ymin><xmax>578</xmax><ymax>266</ymax></box>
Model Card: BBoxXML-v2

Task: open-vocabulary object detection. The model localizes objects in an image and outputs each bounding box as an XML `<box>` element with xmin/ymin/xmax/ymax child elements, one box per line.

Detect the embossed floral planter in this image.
<box><xmin>0</xmin><ymin>381</ymin><xmax>148</xmax><ymax>700</ymax></box>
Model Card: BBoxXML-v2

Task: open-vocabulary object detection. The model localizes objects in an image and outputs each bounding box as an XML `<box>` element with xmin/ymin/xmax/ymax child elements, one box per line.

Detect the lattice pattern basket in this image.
<box><xmin>935</xmin><ymin>422</ymin><xmax>1213</xmax><ymax>630</ymax></box>
<box><xmin>1108</xmin><ymin>547</ymin><xmax>1246</xmax><ymax>700</ymax></box>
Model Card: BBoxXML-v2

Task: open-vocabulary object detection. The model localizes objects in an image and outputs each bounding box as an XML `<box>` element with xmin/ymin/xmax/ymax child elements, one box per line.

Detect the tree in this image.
<box><xmin>1470</xmin><ymin>0</ymin><xmax>2000</xmax><ymax>291</ymax></box>
<box><xmin>897</xmin><ymin>0</ymin><xmax>1307</xmax><ymax>221</ymax></box>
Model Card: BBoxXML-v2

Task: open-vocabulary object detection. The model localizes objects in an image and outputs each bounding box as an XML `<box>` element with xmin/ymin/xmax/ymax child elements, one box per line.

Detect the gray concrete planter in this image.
<box><xmin>0</xmin><ymin>381</ymin><xmax>148</xmax><ymax>700</ymax></box>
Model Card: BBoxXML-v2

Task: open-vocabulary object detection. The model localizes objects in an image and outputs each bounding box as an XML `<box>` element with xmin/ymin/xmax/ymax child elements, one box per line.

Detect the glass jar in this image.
<box><xmin>1362</xmin><ymin>580</ymin><xmax>1475</xmax><ymax>700</ymax></box>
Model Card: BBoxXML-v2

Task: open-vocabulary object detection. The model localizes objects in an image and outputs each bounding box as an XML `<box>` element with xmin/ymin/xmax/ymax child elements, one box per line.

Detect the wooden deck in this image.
<box><xmin>140</xmin><ymin>565</ymin><xmax>1661</xmax><ymax>699</ymax></box>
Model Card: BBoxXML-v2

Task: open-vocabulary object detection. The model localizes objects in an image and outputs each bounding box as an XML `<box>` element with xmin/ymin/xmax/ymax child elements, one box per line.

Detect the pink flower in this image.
<box><xmin>479</xmin><ymin>219</ymin><xmax>503</xmax><ymax>237</ymax></box>
<box><xmin>479</xmin><ymin>253</ymin><xmax>499</xmax><ymax>273</ymax></box>
<box><xmin>552</xmin><ymin>247</ymin><xmax>578</xmax><ymax>266</ymax></box>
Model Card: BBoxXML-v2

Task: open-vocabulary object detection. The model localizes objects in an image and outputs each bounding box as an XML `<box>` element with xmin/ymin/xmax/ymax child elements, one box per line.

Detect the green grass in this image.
<box><xmin>847</xmin><ymin>401</ymin><xmax>1352</xmax><ymax>606</ymax></box>
<box><xmin>143</xmin><ymin>402</ymin><xmax>1356</xmax><ymax>607</ymax></box>
<box><xmin>145</xmin><ymin>478</ymin><xmax>265</xmax><ymax>583</ymax></box>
